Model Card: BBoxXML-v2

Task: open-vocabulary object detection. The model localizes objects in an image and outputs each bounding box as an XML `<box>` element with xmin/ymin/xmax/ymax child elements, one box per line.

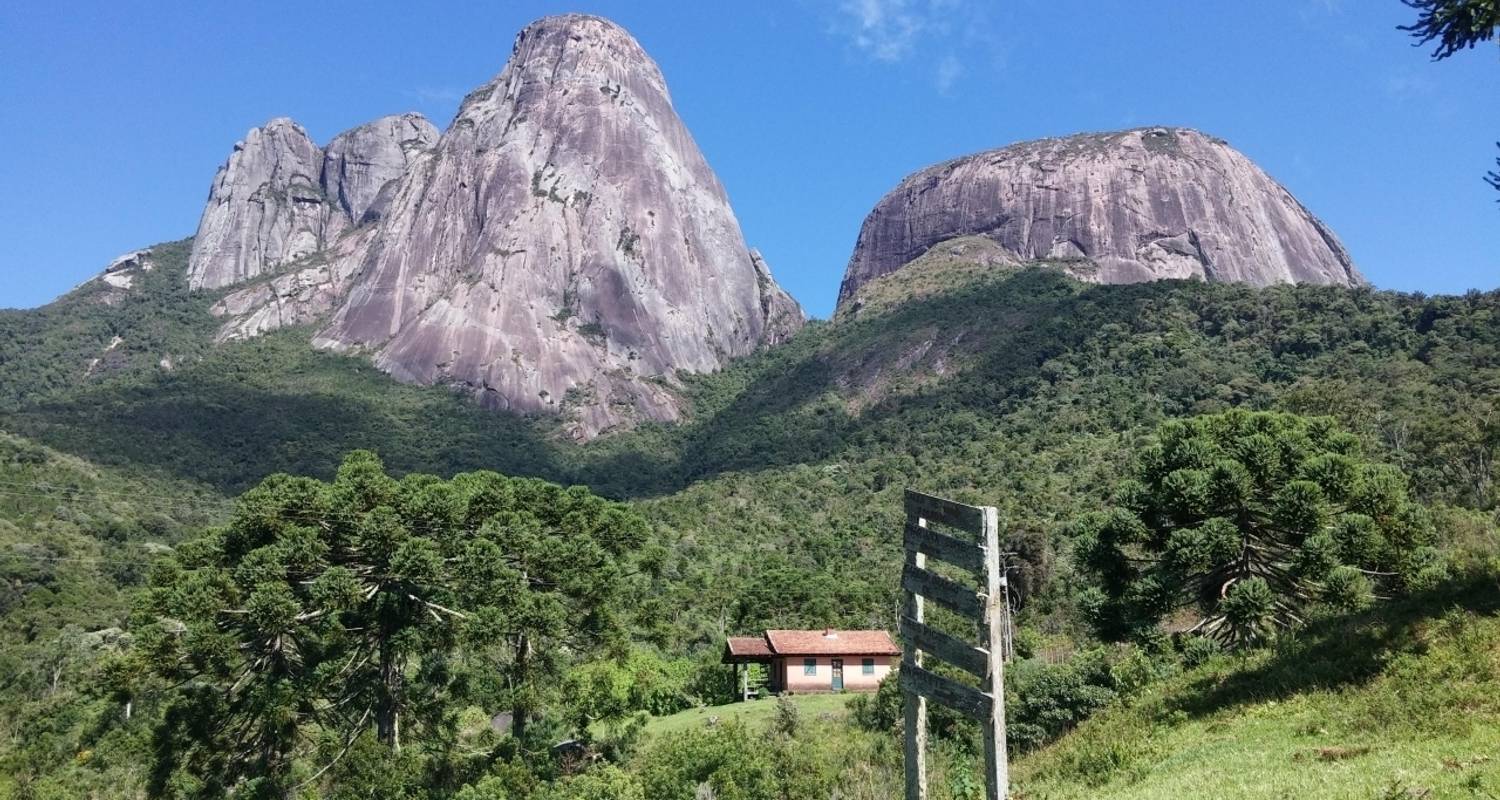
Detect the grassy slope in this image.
<box><xmin>1015</xmin><ymin>577</ymin><xmax>1500</xmax><ymax>799</ymax></box>
<box><xmin>621</xmin><ymin>578</ymin><xmax>1500</xmax><ymax>800</ymax></box>
<box><xmin>639</xmin><ymin>693</ymin><xmax>853</xmax><ymax>739</ymax></box>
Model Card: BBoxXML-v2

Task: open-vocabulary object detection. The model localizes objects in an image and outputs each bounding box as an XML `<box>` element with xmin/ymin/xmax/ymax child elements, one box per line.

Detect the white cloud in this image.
<box><xmin>935</xmin><ymin>53</ymin><xmax>963</xmax><ymax>94</ymax></box>
<box><xmin>837</xmin><ymin>0</ymin><xmax>928</xmax><ymax>62</ymax></box>
<box><xmin>830</xmin><ymin>0</ymin><xmax>992</xmax><ymax>93</ymax></box>
<box><xmin>1385</xmin><ymin>71</ymin><xmax>1435</xmax><ymax>100</ymax></box>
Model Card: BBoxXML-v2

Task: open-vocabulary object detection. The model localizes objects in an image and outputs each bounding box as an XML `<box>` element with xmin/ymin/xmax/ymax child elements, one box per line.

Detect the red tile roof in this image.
<box><xmin>764</xmin><ymin>629</ymin><xmax>900</xmax><ymax>656</ymax></box>
<box><xmin>725</xmin><ymin>636</ymin><xmax>773</xmax><ymax>658</ymax></box>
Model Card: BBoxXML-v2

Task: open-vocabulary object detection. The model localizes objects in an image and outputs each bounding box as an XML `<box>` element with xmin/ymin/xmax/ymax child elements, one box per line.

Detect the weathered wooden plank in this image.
<box><xmin>905</xmin><ymin>489</ymin><xmax>984</xmax><ymax>533</ymax></box>
<box><xmin>977</xmin><ymin>505</ymin><xmax>1009</xmax><ymax>800</ymax></box>
<box><xmin>904</xmin><ymin>521</ymin><xmax>985</xmax><ymax>574</ymax></box>
<box><xmin>899</xmin><ymin>662</ymin><xmax>994</xmax><ymax>722</ymax></box>
<box><xmin>900</xmin><ymin>615</ymin><xmax>989</xmax><ymax>679</ymax></box>
<box><xmin>904</xmin><ymin>537</ymin><xmax>928</xmax><ymax>800</ymax></box>
<box><xmin>901</xmin><ymin>564</ymin><xmax>984</xmax><ymax>621</ymax></box>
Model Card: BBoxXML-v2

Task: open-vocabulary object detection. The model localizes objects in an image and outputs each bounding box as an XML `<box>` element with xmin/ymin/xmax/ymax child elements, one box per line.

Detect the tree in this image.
<box><xmin>1488</xmin><ymin>145</ymin><xmax>1500</xmax><ymax>199</ymax></box>
<box><xmin>40</xmin><ymin>624</ymin><xmax>87</xmax><ymax>696</ymax></box>
<box><xmin>1400</xmin><ymin>1</ymin><xmax>1500</xmax><ymax>202</ymax></box>
<box><xmin>1074</xmin><ymin>411</ymin><xmax>1441</xmax><ymax>647</ymax></box>
<box><xmin>135</xmin><ymin>451</ymin><xmax>647</xmax><ymax>798</ymax></box>
<box><xmin>1400</xmin><ymin>0</ymin><xmax>1500</xmax><ymax>59</ymax></box>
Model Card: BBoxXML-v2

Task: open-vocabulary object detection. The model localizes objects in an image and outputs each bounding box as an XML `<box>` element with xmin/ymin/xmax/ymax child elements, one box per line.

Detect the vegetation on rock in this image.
<box><xmin>0</xmin><ymin>252</ymin><xmax>1497</xmax><ymax>797</ymax></box>
<box><xmin>1075</xmin><ymin>411</ymin><xmax>1443</xmax><ymax>646</ymax></box>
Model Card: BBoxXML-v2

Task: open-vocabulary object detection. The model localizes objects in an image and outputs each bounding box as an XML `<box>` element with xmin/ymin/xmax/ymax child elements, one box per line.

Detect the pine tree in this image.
<box><xmin>1399</xmin><ymin>1</ymin><xmax>1500</xmax><ymax>202</ymax></box>
<box><xmin>134</xmin><ymin>451</ymin><xmax>647</xmax><ymax>798</ymax></box>
<box><xmin>1074</xmin><ymin>411</ymin><xmax>1444</xmax><ymax>648</ymax></box>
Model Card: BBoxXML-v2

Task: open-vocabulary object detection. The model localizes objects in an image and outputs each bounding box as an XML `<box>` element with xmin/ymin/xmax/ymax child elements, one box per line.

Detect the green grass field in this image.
<box><xmin>1014</xmin><ymin>581</ymin><xmax>1500</xmax><ymax>799</ymax></box>
<box><xmin>639</xmin><ymin>693</ymin><xmax>855</xmax><ymax>739</ymax></box>
<box><xmin>624</xmin><ymin>578</ymin><xmax>1500</xmax><ymax>799</ymax></box>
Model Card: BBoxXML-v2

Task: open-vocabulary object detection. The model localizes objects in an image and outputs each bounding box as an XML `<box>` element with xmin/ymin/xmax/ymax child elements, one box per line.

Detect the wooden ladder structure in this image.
<box><xmin>900</xmin><ymin>489</ymin><xmax>1008</xmax><ymax>800</ymax></box>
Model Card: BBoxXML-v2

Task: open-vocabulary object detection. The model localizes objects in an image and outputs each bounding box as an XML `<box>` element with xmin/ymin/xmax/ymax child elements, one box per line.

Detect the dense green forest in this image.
<box><xmin>0</xmin><ymin>244</ymin><xmax>1497</xmax><ymax>797</ymax></box>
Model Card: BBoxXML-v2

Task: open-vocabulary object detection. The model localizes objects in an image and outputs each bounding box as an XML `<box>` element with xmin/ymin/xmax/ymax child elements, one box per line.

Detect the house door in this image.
<box><xmin>831</xmin><ymin>659</ymin><xmax>844</xmax><ymax>691</ymax></box>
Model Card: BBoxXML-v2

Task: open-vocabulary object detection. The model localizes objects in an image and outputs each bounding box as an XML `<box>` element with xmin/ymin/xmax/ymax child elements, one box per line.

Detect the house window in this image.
<box><xmin>862</xmin><ymin>658</ymin><xmax>875</xmax><ymax>675</ymax></box>
<box><xmin>803</xmin><ymin>658</ymin><xmax>817</xmax><ymax>676</ymax></box>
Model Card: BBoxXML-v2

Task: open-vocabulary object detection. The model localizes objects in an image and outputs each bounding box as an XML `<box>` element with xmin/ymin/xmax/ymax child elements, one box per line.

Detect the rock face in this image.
<box><xmin>195</xmin><ymin>14</ymin><xmax>801</xmax><ymax>437</ymax></box>
<box><xmin>187</xmin><ymin>119</ymin><xmax>332</xmax><ymax>290</ymax></box>
<box><xmin>320</xmin><ymin>113</ymin><xmax>439</xmax><ymax>225</ymax></box>
<box><xmin>310</xmin><ymin>14</ymin><xmax>802</xmax><ymax>437</ymax></box>
<box><xmin>188</xmin><ymin>115</ymin><xmax>438</xmax><ymax>291</ymax></box>
<box><xmin>210</xmin><ymin>227</ymin><xmax>374</xmax><ymax>341</ymax></box>
<box><xmin>838</xmin><ymin>128</ymin><xmax>1362</xmax><ymax>310</ymax></box>
<box><xmin>97</xmin><ymin>248</ymin><xmax>154</xmax><ymax>290</ymax></box>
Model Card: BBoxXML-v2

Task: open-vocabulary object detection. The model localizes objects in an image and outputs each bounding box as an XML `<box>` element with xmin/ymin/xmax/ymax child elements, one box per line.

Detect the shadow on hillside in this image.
<box><xmin>582</xmin><ymin>268</ymin><xmax>1114</xmax><ymax>497</ymax></box>
<box><xmin>1167</xmin><ymin>573</ymin><xmax>1500</xmax><ymax>719</ymax></box>
<box><xmin>3</xmin><ymin>366</ymin><xmax>571</xmax><ymax>495</ymax></box>
<box><xmin>6</xmin><ymin>267</ymin><xmax>1358</xmax><ymax>501</ymax></box>
<box><xmin>6</xmin><ymin>268</ymin><xmax>1155</xmax><ymax>502</ymax></box>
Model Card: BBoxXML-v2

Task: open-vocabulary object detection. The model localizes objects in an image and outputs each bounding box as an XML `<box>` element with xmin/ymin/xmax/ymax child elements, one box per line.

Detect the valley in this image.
<box><xmin>0</xmin><ymin>6</ymin><xmax>1497</xmax><ymax>799</ymax></box>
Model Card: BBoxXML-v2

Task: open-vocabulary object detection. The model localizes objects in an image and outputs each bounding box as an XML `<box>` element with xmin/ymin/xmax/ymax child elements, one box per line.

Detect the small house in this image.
<box><xmin>723</xmin><ymin>629</ymin><xmax>899</xmax><ymax>697</ymax></box>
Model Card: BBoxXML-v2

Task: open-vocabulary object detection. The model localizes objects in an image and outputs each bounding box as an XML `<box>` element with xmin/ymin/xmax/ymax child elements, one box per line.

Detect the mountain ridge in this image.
<box><xmin>838</xmin><ymin>127</ymin><xmax>1365</xmax><ymax>312</ymax></box>
<box><xmin>175</xmin><ymin>14</ymin><xmax>805</xmax><ymax>439</ymax></box>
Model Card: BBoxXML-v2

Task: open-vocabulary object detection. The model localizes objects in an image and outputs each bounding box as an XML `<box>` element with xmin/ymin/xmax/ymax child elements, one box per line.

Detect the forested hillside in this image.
<box><xmin>0</xmin><ymin>240</ymin><xmax>218</xmax><ymax>409</ymax></box>
<box><xmin>0</xmin><ymin>254</ymin><xmax>1497</xmax><ymax>796</ymax></box>
<box><xmin>14</xmin><ymin>260</ymin><xmax>1497</xmax><ymax>634</ymax></box>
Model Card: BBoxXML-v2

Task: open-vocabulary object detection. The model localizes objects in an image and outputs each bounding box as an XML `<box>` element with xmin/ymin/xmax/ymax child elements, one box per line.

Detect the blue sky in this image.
<box><xmin>0</xmin><ymin>1</ymin><xmax>1495</xmax><ymax>317</ymax></box>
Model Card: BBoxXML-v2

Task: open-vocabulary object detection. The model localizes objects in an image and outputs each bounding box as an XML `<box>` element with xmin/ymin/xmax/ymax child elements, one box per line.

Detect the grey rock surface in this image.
<box><xmin>310</xmin><ymin>14</ymin><xmax>803</xmax><ymax>438</ymax></box>
<box><xmin>320</xmin><ymin>113</ymin><xmax>439</xmax><ymax>225</ymax></box>
<box><xmin>750</xmin><ymin>249</ymin><xmax>806</xmax><ymax>347</ymax></box>
<box><xmin>211</xmin><ymin>227</ymin><xmax>374</xmax><ymax>341</ymax></box>
<box><xmin>188</xmin><ymin>114</ymin><xmax>438</xmax><ymax>291</ymax></box>
<box><xmin>837</xmin><ymin>127</ymin><xmax>1363</xmax><ymax>311</ymax></box>
<box><xmin>187</xmin><ymin>119</ymin><xmax>333</xmax><ymax>290</ymax></box>
<box><xmin>97</xmin><ymin>248</ymin><xmax>154</xmax><ymax>290</ymax></box>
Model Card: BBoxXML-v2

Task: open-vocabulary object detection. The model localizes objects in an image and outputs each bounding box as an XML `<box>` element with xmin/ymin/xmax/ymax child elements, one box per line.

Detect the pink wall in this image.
<box><xmin>776</xmin><ymin>655</ymin><xmax>892</xmax><ymax>693</ymax></box>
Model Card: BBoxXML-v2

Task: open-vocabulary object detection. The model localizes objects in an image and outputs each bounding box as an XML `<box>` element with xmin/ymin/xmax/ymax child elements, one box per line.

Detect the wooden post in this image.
<box><xmin>740</xmin><ymin>662</ymin><xmax>748</xmax><ymax>702</ymax></box>
<box><xmin>904</xmin><ymin>521</ymin><xmax>929</xmax><ymax>800</ymax></box>
<box><xmin>901</xmin><ymin>489</ymin><xmax>1007</xmax><ymax>800</ymax></box>
<box><xmin>979</xmin><ymin>506</ymin><xmax>1009</xmax><ymax>800</ymax></box>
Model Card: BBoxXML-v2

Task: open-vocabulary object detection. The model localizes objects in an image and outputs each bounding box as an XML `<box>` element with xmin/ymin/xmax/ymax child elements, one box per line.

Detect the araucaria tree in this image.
<box><xmin>135</xmin><ymin>451</ymin><xmax>647</xmax><ymax>799</ymax></box>
<box><xmin>1074</xmin><ymin>411</ymin><xmax>1443</xmax><ymax>647</ymax></box>
<box><xmin>1400</xmin><ymin>0</ymin><xmax>1500</xmax><ymax>59</ymax></box>
<box><xmin>1399</xmin><ymin>0</ymin><xmax>1500</xmax><ymax>201</ymax></box>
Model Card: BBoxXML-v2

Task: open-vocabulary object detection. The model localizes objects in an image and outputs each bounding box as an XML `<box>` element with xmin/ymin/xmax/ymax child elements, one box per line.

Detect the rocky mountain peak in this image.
<box><xmin>187</xmin><ymin>113</ymin><xmax>438</xmax><ymax>291</ymax></box>
<box><xmin>196</xmin><ymin>14</ymin><xmax>801</xmax><ymax>438</ymax></box>
<box><xmin>187</xmin><ymin>118</ymin><xmax>328</xmax><ymax>290</ymax></box>
<box><xmin>838</xmin><ymin>127</ymin><xmax>1363</xmax><ymax>311</ymax></box>
<box><xmin>320</xmin><ymin>113</ymin><xmax>439</xmax><ymax>225</ymax></box>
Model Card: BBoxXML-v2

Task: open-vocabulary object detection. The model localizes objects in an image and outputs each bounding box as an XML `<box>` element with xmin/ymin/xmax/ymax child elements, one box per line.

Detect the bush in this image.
<box><xmin>1180</xmin><ymin>636</ymin><xmax>1222</xmax><ymax>668</ymax></box>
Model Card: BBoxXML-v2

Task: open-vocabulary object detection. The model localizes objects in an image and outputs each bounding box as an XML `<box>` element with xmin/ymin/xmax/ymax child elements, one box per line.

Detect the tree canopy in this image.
<box><xmin>1399</xmin><ymin>1</ymin><xmax>1500</xmax><ymax>203</ymax></box>
<box><xmin>1074</xmin><ymin>411</ymin><xmax>1443</xmax><ymax>647</ymax></box>
<box><xmin>1400</xmin><ymin>0</ymin><xmax>1500</xmax><ymax>59</ymax></box>
<box><xmin>134</xmin><ymin>451</ymin><xmax>648</xmax><ymax>799</ymax></box>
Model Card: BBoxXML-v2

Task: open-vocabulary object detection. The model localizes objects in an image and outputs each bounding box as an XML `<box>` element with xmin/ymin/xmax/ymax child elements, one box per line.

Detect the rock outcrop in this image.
<box><xmin>837</xmin><ymin>127</ymin><xmax>1363</xmax><ymax>311</ymax></box>
<box><xmin>97</xmin><ymin>248</ymin><xmax>154</xmax><ymax>290</ymax></box>
<box><xmin>750</xmin><ymin>249</ymin><xmax>805</xmax><ymax>347</ymax></box>
<box><xmin>309</xmin><ymin>14</ymin><xmax>803</xmax><ymax>437</ymax></box>
<box><xmin>187</xmin><ymin>119</ymin><xmax>332</xmax><ymax>290</ymax></box>
<box><xmin>195</xmin><ymin>14</ymin><xmax>801</xmax><ymax>437</ymax></box>
<box><xmin>210</xmin><ymin>227</ymin><xmax>374</xmax><ymax>341</ymax></box>
<box><xmin>320</xmin><ymin>113</ymin><xmax>439</xmax><ymax>225</ymax></box>
<box><xmin>188</xmin><ymin>115</ymin><xmax>438</xmax><ymax>291</ymax></box>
